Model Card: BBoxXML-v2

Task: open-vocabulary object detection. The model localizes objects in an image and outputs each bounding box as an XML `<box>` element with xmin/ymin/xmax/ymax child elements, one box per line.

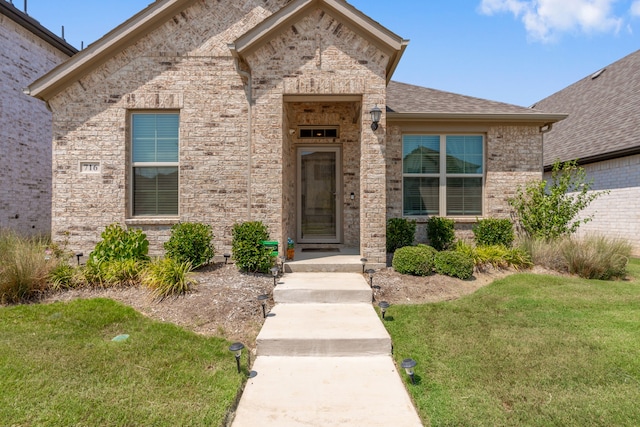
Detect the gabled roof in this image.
<box><xmin>0</xmin><ymin>0</ymin><xmax>77</xmax><ymax>56</ymax></box>
<box><xmin>387</xmin><ymin>81</ymin><xmax>567</xmax><ymax>124</ymax></box>
<box><xmin>229</xmin><ymin>0</ymin><xmax>408</xmax><ymax>84</ymax></box>
<box><xmin>534</xmin><ymin>49</ymin><xmax>640</xmax><ymax>167</ymax></box>
<box><xmin>27</xmin><ymin>0</ymin><xmax>198</xmax><ymax>101</ymax></box>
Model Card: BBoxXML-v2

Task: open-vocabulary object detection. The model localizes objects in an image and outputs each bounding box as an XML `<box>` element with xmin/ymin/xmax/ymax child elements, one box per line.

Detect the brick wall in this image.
<box><xmin>0</xmin><ymin>13</ymin><xmax>70</xmax><ymax>235</ymax></box>
<box><xmin>545</xmin><ymin>154</ymin><xmax>640</xmax><ymax>255</ymax></box>
<box><xmin>386</xmin><ymin>123</ymin><xmax>543</xmax><ymax>244</ymax></box>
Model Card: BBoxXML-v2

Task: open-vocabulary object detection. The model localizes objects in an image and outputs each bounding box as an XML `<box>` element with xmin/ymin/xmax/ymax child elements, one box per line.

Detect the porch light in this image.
<box><xmin>401</xmin><ymin>358</ymin><xmax>417</xmax><ymax>384</ymax></box>
<box><xmin>365</xmin><ymin>268</ymin><xmax>375</xmax><ymax>288</ymax></box>
<box><xmin>378</xmin><ymin>301</ymin><xmax>390</xmax><ymax>319</ymax></box>
<box><xmin>360</xmin><ymin>257</ymin><xmax>367</xmax><ymax>273</ymax></box>
<box><xmin>224</xmin><ymin>253</ymin><xmax>231</xmax><ymax>264</ymax></box>
<box><xmin>258</xmin><ymin>294</ymin><xmax>269</xmax><ymax>318</ymax></box>
<box><xmin>270</xmin><ymin>266</ymin><xmax>279</xmax><ymax>286</ymax></box>
<box><xmin>229</xmin><ymin>342</ymin><xmax>245</xmax><ymax>373</ymax></box>
<box><xmin>370</xmin><ymin>105</ymin><xmax>382</xmax><ymax>131</ymax></box>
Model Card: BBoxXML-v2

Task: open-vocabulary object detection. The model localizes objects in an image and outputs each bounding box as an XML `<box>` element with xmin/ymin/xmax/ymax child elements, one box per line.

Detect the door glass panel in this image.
<box><xmin>300</xmin><ymin>150</ymin><xmax>337</xmax><ymax>240</ymax></box>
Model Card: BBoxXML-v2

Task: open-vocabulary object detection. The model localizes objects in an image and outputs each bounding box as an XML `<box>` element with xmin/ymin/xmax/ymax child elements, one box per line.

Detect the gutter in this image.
<box><xmin>387</xmin><ymin>112</ymin><xmax>568</xmax><ymax>124</ymax></box>
<box><xmin>543</xmin><ymin>145</ymin><xmax>640</xmax><ymax>172</ymax></box>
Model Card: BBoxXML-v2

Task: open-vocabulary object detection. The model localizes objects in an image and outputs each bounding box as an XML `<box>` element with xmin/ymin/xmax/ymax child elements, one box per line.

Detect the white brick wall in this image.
<box><xmin>0</xmin><ymin>13</ymin><xmax>70</xmax><ymax>235</ymax></box>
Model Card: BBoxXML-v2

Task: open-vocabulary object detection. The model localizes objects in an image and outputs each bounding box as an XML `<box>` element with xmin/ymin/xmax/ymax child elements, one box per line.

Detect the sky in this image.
<box><xmin>15</xmin><ymin>0</ymin><xmax>640</xmax><ymax>107</ymax></box>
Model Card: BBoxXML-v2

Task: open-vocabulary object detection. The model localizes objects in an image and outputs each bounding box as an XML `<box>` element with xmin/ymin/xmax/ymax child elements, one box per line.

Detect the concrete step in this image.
<box><xmin>283</xmin><ymin>252</ymin><xmax>385</xmax><ymax>273</ymax></box>
<box><xmin>231</xmin><ymin>356</ymin><xmax>423</xmax><ymax>427</ymax></box>
<box><xmin>257</xmin><ymin>303</ymin><xmax>391</xmax><ymax>357</ymax></box>
<box><xmin>274</xmin><ymin>272</ymin><xmax>372</xmax><ymax>304</ymax></box>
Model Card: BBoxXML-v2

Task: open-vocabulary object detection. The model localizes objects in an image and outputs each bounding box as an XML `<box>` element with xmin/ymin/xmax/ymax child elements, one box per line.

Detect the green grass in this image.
<box><xmin>0</xmin><ymin>298</ymin><xmax>245</xmax><ymax>426</ymax></box>
<box><xmin>385</xmin><ymin>258</ymin><xmax>640</xmax><ymax>426</ymax></box>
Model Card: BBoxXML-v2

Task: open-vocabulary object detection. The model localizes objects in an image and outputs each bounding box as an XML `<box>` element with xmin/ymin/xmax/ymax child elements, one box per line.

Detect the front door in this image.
<box><xmin>297</xmin><ymin>147</ymin><xmax>341</xmax><ymax>243</ymax></box>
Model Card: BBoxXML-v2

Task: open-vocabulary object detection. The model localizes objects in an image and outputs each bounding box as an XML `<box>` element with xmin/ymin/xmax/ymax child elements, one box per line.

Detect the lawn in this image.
<box><xmin>0</xmin><ymin>298</ymin><xmax>245</xmax><ymax>426</ymax></box>
<box><xmin>386</xmin><ymin>258</ymin><xmax>640</xmax><ymax>426</ymax></box>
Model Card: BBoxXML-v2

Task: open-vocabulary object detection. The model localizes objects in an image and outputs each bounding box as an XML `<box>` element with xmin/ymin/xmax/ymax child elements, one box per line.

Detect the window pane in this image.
<box><xmin>446</xmin><ymin>177</ymin><xmax>482</xmax><ymax>216</ymax></box>
<box><xmin>446</xmin><ymin>135</ymin><xmax>483</xmax><ymax>174</ymax></box>
<box><xmin>403</xmin><ymin>177</ymin><xmax>439</xmax><ymax>216</ymax></box>
<box><xmin>133</xmin><ymin>167</ymin><xmax>178</xmax><ymax>216</ymax></box>
<box><xmin>403</xmin><ymin>135</ymin><xmax>440</xmax><ymax>174</ymax></box>
<box><xmin>132</xmin><ymin>114</ymin><xmax>179</xmax><ymax>163</ymax></box>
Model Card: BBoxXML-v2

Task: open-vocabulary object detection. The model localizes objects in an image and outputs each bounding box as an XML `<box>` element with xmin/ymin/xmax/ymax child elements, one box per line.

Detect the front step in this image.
<box><xmin>274</xmin><ymin>272</ymin><xmax>372</xmax><ymax>304</ymax></box>
<box><xmin>257</xmin><ymin>303</ymin><xmax>391</xmax><ymax>357</ymax></box>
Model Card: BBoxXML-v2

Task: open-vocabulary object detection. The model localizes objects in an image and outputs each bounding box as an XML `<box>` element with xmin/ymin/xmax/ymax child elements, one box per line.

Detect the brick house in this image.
<box><xmin>1</xmin><ymin>1</ymin><xmax>77</xmax><ymax>235</ymax></box>
<box><xmin>534</xmin><ymin>49</ymin><xmax>640</xmax><ymax>255</ymax></box>
<box><xmin>27</xmin><ymin>0</ymin><xmax>565</xmax><ymax>266</ymax></box>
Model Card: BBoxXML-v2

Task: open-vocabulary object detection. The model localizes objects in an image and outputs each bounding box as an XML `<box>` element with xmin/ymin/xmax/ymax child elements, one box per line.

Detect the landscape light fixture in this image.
<box><xmin>370</xmin><ymin>105</ymin><xmax>382</xmax><ymax>131</ymax></box>
<box><xmin>401</xmin><ymin>358</ymin><xmax>417</xmax><ymax>384</ymax></box>
<box><xmin>258</xmin><ymin>294</ymin><xmax>269</xmax><ymax>318</ymax></box>
<box><xmin>378</xmin><ymin>301</ymin><xmax>390</xmax><ymax>319</ymax></box>
<box><xmin>229</xmin><ymin>342</ymin><xmax>245</xmax><ymax>373</ymax></box>
<box><xmin>270</xmin><ymin>266</ymin><xmax>279</xmax><ymax>286</ymax></box>
<box><xmin>360</xmin><ymin>257</ymin><xmax>367</xmax><ymax>273</ymax></box>
<box><xmin>223</xmin><ymin>253</ymin><xmax>231</xmax><ymax>264</ymax></box>
<box><xmin>75</xmin><ymin>252</ymin><xmax>83</xmax><ymax>266</ymax></box>
<box><xmin>365</xmin><ymin>268</ymin><xmax>375</xmax><ymax>288</ymax></box>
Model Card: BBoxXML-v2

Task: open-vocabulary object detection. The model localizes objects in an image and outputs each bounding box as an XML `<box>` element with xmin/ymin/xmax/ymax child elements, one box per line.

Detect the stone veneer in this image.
<box><xmin>0</xmin><ymin>11</ymin><xmax>71</xmax><ymax>235</ymax></box>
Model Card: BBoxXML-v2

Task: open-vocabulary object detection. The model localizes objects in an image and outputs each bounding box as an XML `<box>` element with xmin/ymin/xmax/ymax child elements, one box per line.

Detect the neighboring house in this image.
<box><xmin>0</xmin><ymin>0</ymin><xmax>77</xmax><ymax>235</ymax></box>
<box><xmin>534</xmin><ymin>49</ymin><xmax>640</xmax><ymax>254</ymax></box>
<box><xmin>26</xmin><ymin>0</ymin><xmax>565</xmax><ymax>266</ymax></box>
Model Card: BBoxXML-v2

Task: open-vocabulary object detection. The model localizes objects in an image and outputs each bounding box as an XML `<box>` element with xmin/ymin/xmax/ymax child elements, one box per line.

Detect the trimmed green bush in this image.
<box><xmin>392</xmin><ymin>244</ymin><xmax>437</xmax><ymax>276</ymax></box>
<box><xmin>164</xmin><ymin>222</ymin><xmax>214</xmax><ymax>268</ymax></box>
<box><xmin>232</xmin><ymin>221</ymin><xmax>273</xmax><ymax>273</ymax></box>
<box><xmin>434</xmin><ymin>250</ymin><xmax>474</xmax><ymax>280</ymax></box>
<box><xmin>473</xmin><ymin>218</ymin><xmax>514</xmax><ymax>247</ymax></box>
<box><xmin>426</xmin><ymin>217</ymin><xmax>455</xmax><ymax>251</ymax></box>
<box><xmin>142</xmin><ymin>257</ymin><xmax>197</xmax><ymax>300</ymax></box>
<box><xmin>386</xmin><ymin>218</ymin><xmax>417</xmax><ymax>253</ymax></box>
<box><xmin>89</xmin><ymin>223</ymin><xmax>149</xmax><ymax>263</ymax></box>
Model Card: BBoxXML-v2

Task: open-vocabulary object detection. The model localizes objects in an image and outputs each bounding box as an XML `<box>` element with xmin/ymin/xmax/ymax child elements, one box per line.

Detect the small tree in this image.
<box><xmin>509</xmin><ymin>160</ymin><xmax>607</xmax><ymax>240</ymax></box>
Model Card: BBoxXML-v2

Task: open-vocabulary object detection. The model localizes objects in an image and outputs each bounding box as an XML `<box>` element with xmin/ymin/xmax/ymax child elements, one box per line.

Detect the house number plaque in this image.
<box><xmin>80</xmin><ymin>162</ymin><xmax>100</xmax><ymax>173</ymax></box>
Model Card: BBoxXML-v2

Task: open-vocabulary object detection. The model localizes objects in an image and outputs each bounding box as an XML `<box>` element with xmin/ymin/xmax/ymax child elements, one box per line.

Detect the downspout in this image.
<box><xmin>232</xmin><ymin>53</ymin><xmax>253</xmax><ymax>222</ymax></box>
<box><xmin>540</xmin><ymin>122</ymin><xmax>553</xmax><ymax>172</ymax></box>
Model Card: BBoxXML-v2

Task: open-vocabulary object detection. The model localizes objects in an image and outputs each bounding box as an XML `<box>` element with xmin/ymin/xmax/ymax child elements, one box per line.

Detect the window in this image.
<box><xmin>299</xmin><ymin>127</ymin><xmax>339</xmax><ymax>138</ymax></box>
<box><xmin>131</xmin><ymin>113</ymin><xmax>179</xmax><ymax>216</ymax></box>
<box><xmin>403</xmin><ymin>134</ymin><xmax>483</xmax><ymax>216</ymax></box>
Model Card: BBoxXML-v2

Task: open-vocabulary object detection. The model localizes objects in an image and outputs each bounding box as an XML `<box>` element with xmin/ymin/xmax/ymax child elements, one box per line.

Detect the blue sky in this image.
<box><xmin>18</xmin><ymin>0</ymin><xmax>640</xmax><ymax>107</ymax></box>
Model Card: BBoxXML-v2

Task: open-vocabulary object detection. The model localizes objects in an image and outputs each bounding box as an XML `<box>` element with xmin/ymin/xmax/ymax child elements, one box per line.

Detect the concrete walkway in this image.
<box><xmin>231</xmin><ymin>272</ymin><xmax>423</xmax><ymax>426</ymax></box>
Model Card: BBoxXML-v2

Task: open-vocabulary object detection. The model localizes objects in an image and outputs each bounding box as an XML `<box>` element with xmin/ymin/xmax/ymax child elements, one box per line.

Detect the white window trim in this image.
<box><xmin>402</xmin><ymin>134</ymin><xmax>485</xmax><ymax>218</ymax></box>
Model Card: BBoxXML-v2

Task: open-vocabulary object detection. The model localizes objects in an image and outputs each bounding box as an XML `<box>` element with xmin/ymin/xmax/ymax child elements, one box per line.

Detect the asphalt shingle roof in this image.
<box><xmin>534</xmin><ymin>49</ymin><xmax>640</xmax><ymax>166</ymax></box>
<box><xmin>386</xmin><ymin>81</ymin><xmax>545</xmax><ymax>115</ymax></box>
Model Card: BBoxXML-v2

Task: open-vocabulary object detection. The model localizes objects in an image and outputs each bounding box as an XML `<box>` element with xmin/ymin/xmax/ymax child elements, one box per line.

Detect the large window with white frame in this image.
<box><xmin>131</xmin><ymin>113</ymin><xmax>179</xmax><ymax>216</ymax></box>
<box><xmin>403</xmin><ymin>134</ymin><xmax>484</xmax><ymax>217</ymax></box>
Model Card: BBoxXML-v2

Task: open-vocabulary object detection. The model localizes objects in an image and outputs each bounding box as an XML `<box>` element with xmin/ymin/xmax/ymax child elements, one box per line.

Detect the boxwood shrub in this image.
<box><xmin>473</xmin><ymin>218</ymin><xmax>514</xmax><ymax>247</ymax></box>
<box><xmin>392</xmin><ymin>244</ymin><xmax>437</xmax><ymax>276</ymax></box>
<box><xmin>386</xmin><ymin>218</ymin><xmax>417</xmax><ymax>253</ymax></box>
<box><xmin>232</xmin><ymin>221</ymin><xmax>273</xmax><ymax>273</ymax></box>
<box><xmin>164</xmin><ymin>222</ymin><xmax>214</xmax><ymax>268</ymax></box>
<box><xmin>426</xmin><ymin>217</ymin><xmax>455</xmax><ymax>251</ymax></box>
<box><xmin>434</xmin><ymin>250</ymin><xmax>475</xmax><ymax>280</ymax></box>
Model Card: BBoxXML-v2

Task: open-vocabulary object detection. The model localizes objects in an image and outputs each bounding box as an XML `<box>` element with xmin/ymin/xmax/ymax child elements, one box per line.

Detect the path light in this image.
<box><xmin>270</xmin><ymin>266</ymin><xmax>279</xmax><ymax>286</ymax></box>
<box><xmin>378</xmin><ymin>301</ymin><xmax>390</xmax><ymax>319</ymax></box>
<box><xmin>370</xmin><ymin>105</ymin><xmax>382</xmax><ymax>131</ymax></box>
<box><xmin>360</xmin><ymin>258</ymin><xmax>367</xmax><ymax>273</ymax></box>
<box><xmin>401</xmin><ymin>358</ymin><xmax>417</xmax><ymax>384</ymax></box>
<box><xmin>258</xmin><ymin>294</ymin><xmax>269</xmax><ymax>318</ymax></box>
<box><xmin>75</xmin><ymin>252</ymin><xmax>83</xmax><ymax>266</ymax></box>
<box><xmin>223</xmin><ymin>253</ymin><xmax>231</xmax><ymax>264</ymax></box>
<box><xmin>229</xmin><ymin>342</ymin><xmax>245</xmax><ymax>373</ymax></box>
<box><xmin>365</xmin><ymin>268</ymin><xmax>375</xmax><ymax>288</ymax></box>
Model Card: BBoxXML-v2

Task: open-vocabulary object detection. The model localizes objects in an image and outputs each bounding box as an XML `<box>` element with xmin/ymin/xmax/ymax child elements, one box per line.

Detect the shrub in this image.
<box><xmin>89</xmin><ymin>223</ymin><xmax>149</xmax><ymax>263</ymax></box>
<box><xmin>426</xmin><ymin>217</ymin><xmax>455</xmax><ymax>251</ymax></box>
<box><xmin>434</xmin><ymin>251</ymin><xmax>474</xmax><ymax>280</ymax></box>
<box><xmin>455</xmin><ymin>240</ymin><xmax>532</xmax><ymax>270</ymax></box>
<box><xmin>164</xmin><ymin>222</ymin><xmax>214</xmax><ymax>268</ymax></box>
<box><xmin>142</xmin><ymin>258</ymin><xmax>197</xmax><ymax>300</ymax></box>
<box><xmin>392</xmin><ymin>244</ymin><xmax>437</xmax><ymax>276</ymax></box>
<box><xmin>232</xmin><ymin>221</ymin><xmax>273</xmax><ymax>273</ymax></box>
<box><xmin>560</xmin><ymin>235</ymin><xmax>631</xmax><ymax>280</ymax></box>
<box><xmin>49</xmin><ymin>263</ymin><xmax>81</xmax><ymax>291</ymax></box>
<box><xmin>509</xmin><ymin>160</ymin><xmax>607</xmax><ymax>240</ymax></box>
<box><xmin>386</xmin><ymin>218</ymin><xmax>417</xmax><ymax>253</ymax></box>
<box><xmin>0</xmin><ymin>230</ymin><xmax>54</xmax><ymax>303</ymax></box>
<box><xmin>473</xmin><ymin>218</ymin><xmax>514</xmax><ymax>247</ymax></box>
